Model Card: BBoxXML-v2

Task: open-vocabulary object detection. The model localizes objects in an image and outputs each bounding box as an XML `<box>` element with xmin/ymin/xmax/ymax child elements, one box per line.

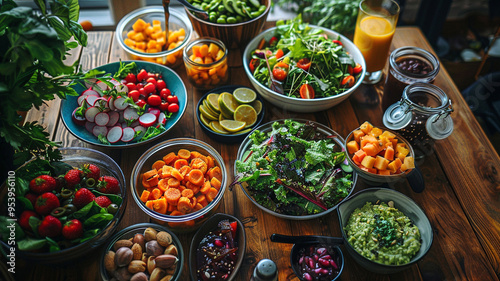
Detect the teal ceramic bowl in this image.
<box><xmin>60</xmin><ymin>61</ymin><xmax>187</xmax><ymax>148</ymax></box>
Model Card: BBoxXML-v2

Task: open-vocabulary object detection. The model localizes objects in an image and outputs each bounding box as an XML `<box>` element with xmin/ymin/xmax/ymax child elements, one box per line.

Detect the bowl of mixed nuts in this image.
<box><xmin>100</xmin><ymin>223</ymin><xmax>183</xmax><ymax>281</ymax></box>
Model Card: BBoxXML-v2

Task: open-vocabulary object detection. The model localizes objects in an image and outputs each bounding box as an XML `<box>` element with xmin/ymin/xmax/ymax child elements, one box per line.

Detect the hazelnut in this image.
<box><xmin>130</xmin><ymin>272</ymin><xmax>148</xmax><ymax>281</ymax></box>
<box><xmin>115</xmin><ymin>247</ymin><xmax>134</xmax><ymax>267</ymax></box>
<box><xmin>163</xmin><ymin>244</ymin><xmax>178</xmax><ymax>256</ymax></box>
<box><xmin>131</xmin><ymin>243</ymin><xmax>143</xmax><ymax>260</ymax></box>
<box><xmin>133</xmin><ymin>233</ymin><xmax>146</xmax><ymax>251</ymax></box>
<box><xmin>127</xmin><ymin>260</ymin><xmax>146</xmax><ymax>274</ymax></box>
<box><xmin>150</xmin><ymin>268</ymin><xmax>165</xmax><ymax>281</ymax></box>
<box><xmin>144</xmin><ymin>227</ymin><xmax>158</xmax><ymax>241</ymax></box>
<box><xmin>155</xmin><ymin>254</ymin><xmax>178</xmax><ymax>269</ymax></box>
<box><xmin>156</xmin><ymin>231</ymin><xmax>172</xmax><ymax>247</ymax></box>
<box><xmin>104</xmin><ymin>250</ymin><xmax>117</xmax><ymax>273</ymax></box>
<box><xmin>146</xmin><ymin>240</ymin><xmax>164</xmax><ymax>256</ymax></box>
<box><xmin>113</xmin><ymin>239</ymin><xmax>133</xmax><ymax>251</ymax></box>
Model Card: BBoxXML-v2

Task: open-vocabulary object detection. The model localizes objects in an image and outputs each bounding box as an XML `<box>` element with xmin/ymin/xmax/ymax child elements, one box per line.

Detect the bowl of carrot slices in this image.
<box><xmin>130</xmin><ymin>138</ymin><xmax>227</xmax><ymax>233</ymax></box>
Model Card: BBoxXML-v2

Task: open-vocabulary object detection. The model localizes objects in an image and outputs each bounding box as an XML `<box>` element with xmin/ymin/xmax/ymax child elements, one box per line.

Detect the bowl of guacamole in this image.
<box><xmin>337</xmin><ymin>188</ymin><xmax>433</xmax><ymax>274</ymax></box>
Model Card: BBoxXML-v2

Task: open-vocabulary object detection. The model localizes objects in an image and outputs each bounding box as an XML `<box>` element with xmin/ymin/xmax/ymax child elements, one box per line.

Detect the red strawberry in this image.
<box><xmin>62</xmin><ymin>219</ymin><xmax>84</xmax><ymax>240</ymax></box>
<box><xmin>64</xmin><ymin>169</ymin><xmax>82</xmax><ymax>188</ymax></box>
<box><xmin>25</xmin><ymin>192</ymin><xmax>38</xmax><ymax>207</ymax></box>
<box><xmin>73</xmin><ymin>188</ymin><xmax>96</xmax><ymax>209</ymax></box>
<box><xmin>19</xmin><ymin>210</ymin><xmax>40</xmax><ymax>231</ymax></box>
<box><xmin>34</xmin><ymin>192</ymin><xmax>60</xmax><ymax>216</ymax></box>
<box><xmin>97</xmin><ymin>176</ymin><xmax>120</xmax><ymax>194</ymax></box>
<box><xmin>82</xmin><ymin>163</ymin><xmax>101</xmax><ymax>180</ymax></box>
<box><xmin>38</xmin><ymin>215</ymin><xmax>62</xmax><ymax>238</ymax></box>
<box><xmin>94</xmin><ymin>196</ymin><xmax>112</xmax><ymax>208</ymax></box>
<box><xmin>29</xmin><ymin>175</ymin><xmax>57</xmax><ymax>194</ymax></box>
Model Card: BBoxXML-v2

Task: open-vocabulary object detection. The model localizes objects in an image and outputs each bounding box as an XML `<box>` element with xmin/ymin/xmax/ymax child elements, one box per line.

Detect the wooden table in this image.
<box><xmin>10</xmin><ymin>23</ymin><xmax>500</xmax><ymax>281</ymax></box>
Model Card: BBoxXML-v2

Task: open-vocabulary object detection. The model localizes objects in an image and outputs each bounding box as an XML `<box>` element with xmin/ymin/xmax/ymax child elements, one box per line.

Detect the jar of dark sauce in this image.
<box><xmin>383</xmin><ymin>82</ymin><xmax>453</xmax><ymax>159</ymax></box>
<box><xmin>382</xmin><ymin>47</ymin><xmax>440</xmax><ymax>111</ymax></box>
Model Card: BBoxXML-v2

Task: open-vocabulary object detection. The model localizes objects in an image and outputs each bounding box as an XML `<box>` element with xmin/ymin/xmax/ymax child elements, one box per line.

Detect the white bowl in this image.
<box><xmin>242</xmin><ymin>26</ymin><xmax>366</xmax><ymax>113</ymax></box>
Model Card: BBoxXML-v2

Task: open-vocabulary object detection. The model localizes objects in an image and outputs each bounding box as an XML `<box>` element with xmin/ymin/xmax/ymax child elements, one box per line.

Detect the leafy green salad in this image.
<box><xmin>248</xmin><ymin>16</ymin><xmax>363</xmax><ymax>99</ymax></box>
<box><xmin>233</xmin><ymin>120</ymin><xmax>354</xmax><ymax>216</ymax></box>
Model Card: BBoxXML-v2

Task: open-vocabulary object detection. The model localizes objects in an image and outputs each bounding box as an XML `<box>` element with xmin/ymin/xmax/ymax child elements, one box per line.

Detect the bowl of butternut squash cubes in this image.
<box><xmin>131</xmin><ymin>138</ymin><xmax>227</xmax><ymax>233</ymax></box>
<box><xmin>344</xmin><ymin>122</ymin><xmax>419</xmax><ymax>189</ymax></box>
<box><xmin>115</xmin><ymin>6</ymin><xmax>193</xmax><ymax>68</ymax></box>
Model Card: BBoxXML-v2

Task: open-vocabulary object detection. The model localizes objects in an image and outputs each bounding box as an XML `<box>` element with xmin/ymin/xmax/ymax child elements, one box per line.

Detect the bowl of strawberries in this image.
<box><xmin>0</xmin><ymin>147</ymin><xmax>126</xmax><ymax>264</ymax></box>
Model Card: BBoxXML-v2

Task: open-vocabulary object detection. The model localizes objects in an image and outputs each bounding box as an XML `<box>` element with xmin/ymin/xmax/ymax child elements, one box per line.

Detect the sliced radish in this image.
<box><xmin>85</xmin><ymin>95</ymin><xmax>100</xmax><ymax>107</ymax></box>
<box><xmin>157</xmin><ymin>112</ymin><xmax>167</xmax><ymax>126</ymax></box>
<box><xmin>114</xmin><ymin>97</ymin><xmax>129</xmax><ymax>110</ymax></box>
<box><xmin>94</xmin><ymin>97</ymin><xmax>108</xmax><ymax>108</ymax></box>
<box><xmin>123</xmin><ymin>107</ymin><xmax>139</xmax><ymax>122</ymax></box>
<box><xmin>84</xmin><ymin>79</ymin><xmax>98</xmax><ymax>89</ymax></box>
<box><xmin>92</xmin><ymin>125</ymin><xmax>108</xmax><ymax>137</ymax></box>
<box><xmin>77</xmin><ymin>95</ymin><xmax>87</xmax><ymax>106</ymax></box>
<box><xmin>134</xmin><ymin>125</ymin><xmax>146</xmax><ymax>141</ymax></box>
<box><xmin>106</xmin><ymin>111</ymin><xmax>119</xmax><ymax>126</ymax></box>
<box><xmin>107</xmin><ymin>126</ymin><xmax>123</xmax><ymax>143</ymax></box>
<box><xmin>107</xmin><ymin>97</ymin><xmax>116</xmax><ymax>111</ymax></box>
<box><xmin>85</xmin><ymin>106</ymin><xmax>100</xmax><ymax>122</ymax></box>
<box><xmin>82</xmin><ymin>89</ymin><xmax>99</xmax><ymax>97</ymax></box>
<box><xmin>93</xmin><ymin>80</ymin><xmax>109</xmax><ymax>92</ymax></box>
<box><xmin>121</xmin><ymin>127</ymin><xmax>135</xmax><ymax>142</ymax></box>
<box><xmin>85</xmin><ymin>121</ymin><xmax>96</xmax><ymax>133</ymax></box>
<box><xmin>114</xmin><ymin>83</ymin><xmax>129</xmax><ymax>94</ymax></box>
<box><xmin>147</xmin><ymin>107</ymin><xmax>161</xmax><ymax>118</ymax></box>
<box><xmin>118</xmin><ymin>111</ymin><xmax>125</xmax><ymax>123</ymax></box>
<box><xmin>139</xmin><ymin>113</ymin><xmax>157</xmax><ymax>127</ymax></box>
<box><xmin>95</xmin><ymin>112</ymin><xmax>110</xmax><ymax>126</ymax></box>
<box><xmin>72</xmin><ymin>108</ymin><xmax>87</xmax><ymax>126</ymax></box>
<box><xmin>130</xmin><ymin>120</ymin><xmax>140</xmax><ymax>128</ymax></box>
<box><xmin>109</xmin><ymin>78</ymin><xmax>120</xmax><ymax>87</ymax></box>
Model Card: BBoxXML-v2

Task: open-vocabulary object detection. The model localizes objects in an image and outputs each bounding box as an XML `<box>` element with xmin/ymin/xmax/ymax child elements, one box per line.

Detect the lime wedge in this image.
<box><xmin>206</xmin><ymin>93</ymin><xmax>221</xmax><ymax>113</ymax></box>
<box><xmin>210</xmin><ymin>121</ymin><xmax>229</xmax><ymax>134</ymax></box>
<box><xmin>219</xmin><ymin>113</ymin><xmax>227</xmax><ymax>122</ymax></box>
<box><xmin>218</xmin><ymin>92</ymin><xmax>238</xmax><ymax>117</ymax></box>
<box><xmin>219</xmin><ymin>120</ymin><xmax>246</xmax><ymax>133</ymax></box>
<box><xmin>199</xmin><ymin>113</ymin><xmax>211</xmax><ymax>127</ymax></box>
<box><xmin>199</xmin><ymin>104</ymin><xmax>219</xmax><ymax>121</ymax></box>
<box><xmin>233</xmin><ymin>87</ymin><xmax>257</xmax><ymax>104</ymax></box>
<box><xmin>234</xmin><ymin>104</ymin><xmax>258</xmax><ymax>128</ymax></box>
<box><xmin>203</xmin><ymin>99</ymin><xmax>220</xmax><ymax>117</ymax></box>
<box><xmin>250</xmin><ymin>100</ymin><xmax>262</xmax><ymax>115</ymax></box>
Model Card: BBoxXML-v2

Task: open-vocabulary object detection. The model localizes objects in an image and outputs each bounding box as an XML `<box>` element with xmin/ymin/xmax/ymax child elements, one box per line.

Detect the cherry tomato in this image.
<box><xmin>160</xmin><ymin>88</ymin><xmax>171</xmax><ymax>100</ymax></box>
<box><xmin>299</xmin><ymin>83</ymin><xmax>315</xmax><ymax>99</ymax></box>
<box><xmin>156</xmin><ymin>79</ymin><xmax>166</xmax><ymax>90</ymax></box>
<box><xmin>341</xmin><ymin>75</ymin><xmax>356</xmax><ymax>88</ymax></box>
<box><xmin>167</xmin><ymin>95</ymin><xmax>178</xmax><ymax>104</ymax></box>
<box><xmin>275</xmin><ymin>49</ymin><xmax>284</xmax><ymax>59</ymax></box>
<box><xmin>269</xmin><ymin>36</ymin><xmax>278</xmax><ymax>46</ymax></box>
<box><xmin>138</xmin><ymin>87</ymin><xmax>145</xmax><ymax>97</ymax></box>
<box><xmin>159</xmin><ymin>101</ymin><xmax>169</xmax><ymax>111</ymax></box>
<box><xmin>332</xmin><ymin>40</ymin><xmax>343</xmax><ymax>46</ymax></box>
<box><xmin>137</xmin><ymin>69</ymin><xmax>148</xmax><ymax>81</ymax></box>
<box><xmin>125</xmin><ymin>82</ymin><xmax>136</xmax><ymax>92</ymax></box>
<box><xmin>143</xmin><ymin>82</ymin><xmax>156</xmax><ymax>95</ymax></box>
<box><xmin>147</xmin><ymin>94</ymin><xmax>162</xmax><ymax>106</ymax></box>
<box><xmin>124</xmin><ymin>73</ymin><xmax>136</xmax><ymax>84</ymax></box>
<box><xmin>147</xmin><ymin>72</ymin><xmax>157</xmax><ymax>80</ymax></box>
<box><xmin>168</xmin><ymin>103</ymin><xmax>179</xmax><ymax>113</ymax></box>
<box><xmin>136</xmin><ymin>99</ymin><xmax>146</xmax><ymax>108</ymax></box>
<box><xmin>297</xmin><ymin>58</ymin><xmax>311</xmax><ymax>71</ymax></box>
<box><xmin>146</xmin><ymin>77</ymin><xmax>157</xmax><ymax>87</ymax></box>
<box><xmin>348</xmin><ymin>63</ymin><xmax>363</xmax><ymax>75</ymax></box>
<box><xmin>249</xmin><ymin>58</ymin><xmax>260</xmax><ymax>73</ymax></box>
<box><xmin>128</xmin><ymin>90</ymin><xmax>140</xmax><ymax>102</ymax></box>
<box><xmin>272</xmin><ymin>62</ymin><xmax>289</xmax><ymax>82</ymax></box>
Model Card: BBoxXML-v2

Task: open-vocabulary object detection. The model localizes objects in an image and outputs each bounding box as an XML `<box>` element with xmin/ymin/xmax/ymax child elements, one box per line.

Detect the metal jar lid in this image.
<box><xmin>383</xmin><ymin>101</ymin><xmax>412</xmax><ymax>130</ymax></box>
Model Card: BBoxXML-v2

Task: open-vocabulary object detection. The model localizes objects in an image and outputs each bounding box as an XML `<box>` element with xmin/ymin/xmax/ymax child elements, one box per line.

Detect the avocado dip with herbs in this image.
<box><xmin>344</xmin><ymin>201</ymin><xmax>421</xmax><ymax>265</ymax></box>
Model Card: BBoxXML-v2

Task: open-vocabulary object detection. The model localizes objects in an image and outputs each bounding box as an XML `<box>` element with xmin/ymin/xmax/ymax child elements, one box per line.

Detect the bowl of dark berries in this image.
<box><xmin>0</xmin><ymin>147</ymin><xmax>126</xmax><ymax>265</ymax></box>
<box><xmin>189</xmin><ymin>213</ymin><xmax>246</xmax><ymax>281</ymax></box>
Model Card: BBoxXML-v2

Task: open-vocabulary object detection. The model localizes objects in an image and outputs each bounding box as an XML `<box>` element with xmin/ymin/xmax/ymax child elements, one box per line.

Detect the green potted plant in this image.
<box><xmin>0</xmin><ymin>0</ymin><xmax>91</xmax><ymax>178</ymax></box>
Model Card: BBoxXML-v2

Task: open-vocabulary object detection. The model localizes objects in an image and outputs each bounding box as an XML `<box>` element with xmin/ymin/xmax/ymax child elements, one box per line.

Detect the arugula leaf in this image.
<box><xmin>18</xmin><ymin>237</ymin><xmax>47</xmax><ymax>251</ymax></box>
<box><xmin>138</xmin><ymin>125</ymin><xmax>166</xmax><ymax>142</ymax></box>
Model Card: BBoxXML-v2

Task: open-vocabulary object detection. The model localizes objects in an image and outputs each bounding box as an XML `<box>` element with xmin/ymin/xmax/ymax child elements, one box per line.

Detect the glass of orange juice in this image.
<box><xmin>353</xmin><ymin>0</ymin><xmax>400</xmax><ymax>84</ymax></box>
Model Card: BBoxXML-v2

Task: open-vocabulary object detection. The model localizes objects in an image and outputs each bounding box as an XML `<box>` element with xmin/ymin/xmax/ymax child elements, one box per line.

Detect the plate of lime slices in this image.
<box><xmin>196</xmin><ymin>85</ymin><xmax>265</xmax><ymax>143</ymax></box>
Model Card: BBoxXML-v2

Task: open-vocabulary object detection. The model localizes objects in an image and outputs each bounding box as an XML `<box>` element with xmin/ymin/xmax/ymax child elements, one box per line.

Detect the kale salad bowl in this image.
<box><xmin>232</xmin><ymin>119</ymin><xmax>357</xmax><ymax>220</ymax></box>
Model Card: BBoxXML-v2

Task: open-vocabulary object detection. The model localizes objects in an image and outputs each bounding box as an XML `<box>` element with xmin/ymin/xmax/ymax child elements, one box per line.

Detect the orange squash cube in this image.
<box><xmin>352</xmin><ymin>130</ymin><xmax>365</xmax><ymax>143</ymax></box>
<box><xmin>359</xmin><ymin>121</ymin><xmax>373</xmax><ymax>134</ymax></box>
<box><xmin>347</xmin><ymin>141</ymin><xmax>360</xmax><ymax>154</ymax></box>
<box><xmin>361</xmin><ymin>155</ymin><xmax>376</xmax><ymax>169</ymax></box>
<box><xmin>388</xmin><ymin>158</ymin><xmax>402</xmax><ymax>173</ymax></box>
<box><xmin>373</xmin><ymin>156</ymin><xmax>389</xmax><ymax>171</ymax></box>
<box><xmin>362</xmin><ymin>143</ymin><xmax>378</xmax><ymax>157</ymax></box>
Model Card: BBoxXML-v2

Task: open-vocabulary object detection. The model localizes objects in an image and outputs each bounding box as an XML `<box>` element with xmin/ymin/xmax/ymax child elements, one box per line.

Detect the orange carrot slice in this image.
<box><xmin>190</xmin><ymin>158</ymin><xmax>207</xmax><ymax>174</ymax></box>
<box><xmin>174</xmin><ymin>159</ymin><xmax>188</xmax><ymax>170</ymax></box>
<box><xmin>165</xmin><ymin>188</ymin><xmax>181</xmax><ymax>206</ymax></box>
<box><xmin>210</xmin><ymin>177</ymin><xmax>221</xmax><ymax>190</ymax></box>
<box><xmin>177</xmin><ymin>197</ymin><xmax>192</xmax><ymax>213</ymax></box>
<box><xmin>152</xmin><ymin>160</ymin><xmax>165</xmax><ymax>171</ymax></box>
<box><xmin>162</xmin><ymin>152</ymin><xmax>177</xmax><ymax>165</ymax></box>
<box><xmin>206</xmin><ymin>187</ymin><xmax>219</xmax><ymax>202</ymax></box>
<box><xmin>177</xmin><ymin>149</ymin><xmax>191</xmax><ymax>160</ymax></box>
<box><xmin>187</xmin><ymin>169</ymin><xmax>204</xmax><ymax>186</ymax></box>
<box><xmin>181</xmin><ymin>188</ymin><xmax>194</xmax><ymax>199</ymax></box>
<box><xmin>140</xmin><ymin>190</ymin><xmax>150</xmax><ymax>203</ymax></box>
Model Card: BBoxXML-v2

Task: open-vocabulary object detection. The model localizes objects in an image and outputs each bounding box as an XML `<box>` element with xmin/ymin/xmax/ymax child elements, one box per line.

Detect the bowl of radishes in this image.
<box><xmin>60</xmin><ymin>61</ymin><xmax>187</xmax><ymax>147</ymax></box>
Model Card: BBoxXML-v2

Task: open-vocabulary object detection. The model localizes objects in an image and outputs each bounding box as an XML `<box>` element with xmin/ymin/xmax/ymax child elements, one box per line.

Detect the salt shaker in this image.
<box><xmin>251</xmin><ymin>259</ymin><xmax>278</xmax><ymax>281</ymax></box>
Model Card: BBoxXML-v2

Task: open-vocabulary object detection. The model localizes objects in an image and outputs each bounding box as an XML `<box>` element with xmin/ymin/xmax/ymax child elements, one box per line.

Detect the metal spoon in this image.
<box><xmin>175</xmin><ymin>0</ymin><xmax>209</xmax><ymax>20</ymax></box>
<box><xmin>270</xmin><ymin>234</ymin><xmax>344</xmax><ymax>245</ymax></box>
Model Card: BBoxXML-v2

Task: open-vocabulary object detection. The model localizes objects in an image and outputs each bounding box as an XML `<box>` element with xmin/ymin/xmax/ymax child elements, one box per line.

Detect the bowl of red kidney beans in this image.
<box><xmin>291</xmin><ymin>241</ymin><xmax>344</xmax><ymax>281</ymax></box>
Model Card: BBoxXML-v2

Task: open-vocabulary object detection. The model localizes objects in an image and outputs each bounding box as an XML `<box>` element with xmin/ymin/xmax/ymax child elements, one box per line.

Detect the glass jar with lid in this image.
<box><xmin>383</xmin><ymin>82</ymin><xmax>453</xmax><ymax>158</ymax></box>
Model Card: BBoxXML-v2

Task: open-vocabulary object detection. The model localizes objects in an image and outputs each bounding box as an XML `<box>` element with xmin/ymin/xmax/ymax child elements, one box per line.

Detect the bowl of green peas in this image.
<box><xmin>184</xmin><ymin>0</ymin><xmax>270</xmax><ymax>49</ymax></box>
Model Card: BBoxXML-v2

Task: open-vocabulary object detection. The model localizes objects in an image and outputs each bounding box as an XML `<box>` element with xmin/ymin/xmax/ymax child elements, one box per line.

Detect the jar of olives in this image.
<box><xmin>383</xmin><ymin>82</ymin><xmax>454</xmax><ymax>159</ymax></box>
<box><xmin>382</xmin><ymin>47</ymin><xmax>440</xmax><ymax>111</ymax></box>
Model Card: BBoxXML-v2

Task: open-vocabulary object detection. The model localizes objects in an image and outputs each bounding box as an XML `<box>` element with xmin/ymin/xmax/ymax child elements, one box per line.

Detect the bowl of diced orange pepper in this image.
<box><xmin>131</xmin><ymin>138</ymin><xmax>227</xmax><ymax>233</ymax></box>
<box><xmin>115</xmin><ymin>6</ymin><xmax>193</xmax><ymax>68</ymax></box>
<box><xmin>344</xmin><ymin>122</ymin><xmax>424</xmax><ymax>192</ymax></box>
<box><xmin>183</xmin><ymin>37</ymin><xmax>229</xmax><ymax>89</ymax></box>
